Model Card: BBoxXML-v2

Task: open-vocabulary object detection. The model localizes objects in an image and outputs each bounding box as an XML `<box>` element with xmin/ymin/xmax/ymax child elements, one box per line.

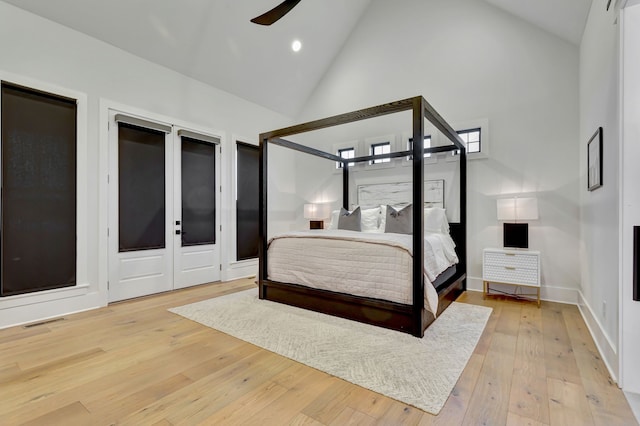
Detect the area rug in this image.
<box><xmin>169</xmin><ymin>289</ymin><xmax>491</xmax><ymax>414</ymax></box>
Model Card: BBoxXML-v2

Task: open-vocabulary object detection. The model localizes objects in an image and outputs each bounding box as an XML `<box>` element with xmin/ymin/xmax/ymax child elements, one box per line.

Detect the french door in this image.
<box><xmin>108</xmin><ymin>111</ymin><xmax>220</xmax><ymax>302</ymax></box>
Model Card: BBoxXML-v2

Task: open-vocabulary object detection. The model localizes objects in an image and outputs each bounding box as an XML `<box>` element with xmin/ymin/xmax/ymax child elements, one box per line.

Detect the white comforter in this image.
<box><xmin>266</xmin><ymin>230</ymin><xmax>459</xmax><ymax>315</ymax></box>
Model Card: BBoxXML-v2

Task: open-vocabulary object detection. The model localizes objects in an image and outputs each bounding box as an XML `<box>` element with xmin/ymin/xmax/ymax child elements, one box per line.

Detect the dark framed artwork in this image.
<box><xmin>634</xmin><ymin>226</ymin><xmax>640</xmax><ymax>301</ymax></box>
<box><xmin>587</xmin><ymin>127</ymin><xmax>603</xmax><ymax>191</ymax></box>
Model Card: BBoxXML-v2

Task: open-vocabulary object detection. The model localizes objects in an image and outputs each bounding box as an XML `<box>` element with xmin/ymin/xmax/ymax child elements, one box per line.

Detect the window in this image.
<box><xmin>181</xmin><ymin>137</ymin><xmax>216</xmax><ymax>246</ymax></box>
<box><xmin>337</xmin><ymin>147</ymin><xmax>355</xmax><ymax>168</ymax></box>
<box><xmin>1</xmin><ymin>82</ymin><xmax>77</xmax><ymax>296</ymax></box>
<box><xmin>455</xmin><ymin>128</ymin><xmax>481</xmax><ymax>154</ymax></box>
<box><xmin>407</xmin><ymin>136</ymin><xmax>432</xmax><ymax>159</ymax></box>
<box><xmin>445</xmin><ymin>119</ymin><xmax>489</xmax><ymax>161</ymax></box>
<box><xmin>236</xmin><ymin>142</ymin><xmax>259</xmax><ymax>261</ymax></box>
<box><xmin>370</xmin><ymin>142</ymin><xmax>391</xmax><ymax>164</ymax></box>
<box><xmin>118</xmin><ymin>123</ymin><xmax>166</xmax><ymax>252</ymax></box>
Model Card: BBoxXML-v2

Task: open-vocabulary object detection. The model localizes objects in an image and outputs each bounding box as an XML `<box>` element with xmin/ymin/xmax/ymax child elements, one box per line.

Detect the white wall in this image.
<box><xmin>0</xmin><ymin>1</ymin><xmax>293</xmax><ymax>328</ymax></box>
<box><xmin>578</xmin><ymin>0</ymin><xmax>621</xmax><ymax>380</ymax></box>
<box><xmin>620</xmin><ymin>2</ymin><xmax>640</xmax><ymax>394</ymax></box>
<box><xmin>297</xmin><ymin>0</ymin><xmax>581</xmax><ymax>301</ymax></box>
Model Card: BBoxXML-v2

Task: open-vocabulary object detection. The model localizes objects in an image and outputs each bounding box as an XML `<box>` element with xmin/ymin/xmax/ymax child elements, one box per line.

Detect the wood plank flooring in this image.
<box><xmin>0</xmin><ymin>279</ymin><xmax>636</xmax><ymax>425</ymax></box>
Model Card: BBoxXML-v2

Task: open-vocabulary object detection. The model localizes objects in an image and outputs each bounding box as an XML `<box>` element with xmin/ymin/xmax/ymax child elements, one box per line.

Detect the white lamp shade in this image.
<box><xmin>497</xmin><ymin>197</ymin><xmax>538</xmax><ymax>221</ymax></box>
<box><xmin>304</xmin><ymin>203</ymin><xmax>331</xmax><ymax>220</ymax></box>
<box><xmin>496</xmin><ymin>198</ymin><xmax>516</xmax><ymax>221</ymax></box>
<box><xmin>516</xmin><ymin>198</ymin><xmax>538</xmax><ymax>220</ymax></box>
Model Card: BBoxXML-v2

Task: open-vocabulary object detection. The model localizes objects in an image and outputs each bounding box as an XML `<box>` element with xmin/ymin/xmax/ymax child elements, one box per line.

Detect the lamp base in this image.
<box><xmin>503</xmin><ymin>223</ymin><xmax>528</xmax><ymax>249</ymax></box>
<box><xmin>309</xmin><ymin>220</ymin><xmax>324</xmax><ymax>230</ymax></box>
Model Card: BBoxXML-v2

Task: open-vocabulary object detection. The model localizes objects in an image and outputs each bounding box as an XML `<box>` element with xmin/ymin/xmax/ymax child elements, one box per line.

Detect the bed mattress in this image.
<box><xmin>266</xmin><ymin>229</ymin><xmax>459</xmax><ymax>314</ymax></box>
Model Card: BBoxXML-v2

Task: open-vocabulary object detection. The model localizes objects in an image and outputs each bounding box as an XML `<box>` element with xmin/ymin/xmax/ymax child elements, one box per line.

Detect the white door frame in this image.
<box><xmin>106</xmin><ymin>105</ymin><xmax>222</xmax><ymax>302</ymax></box>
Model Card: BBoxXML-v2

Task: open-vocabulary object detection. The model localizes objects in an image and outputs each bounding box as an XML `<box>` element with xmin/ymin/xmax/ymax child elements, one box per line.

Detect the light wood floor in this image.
<box><xmin>0</xmin><ymin>279</ymin><xmax>636</xmax><ymax>425</ymax></box>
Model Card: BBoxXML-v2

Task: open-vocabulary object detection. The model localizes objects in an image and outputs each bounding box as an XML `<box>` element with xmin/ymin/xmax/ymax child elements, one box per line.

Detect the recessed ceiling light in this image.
<box><xmin>291</xmin><ymin>39</ymin><xmax>302</xmax><ymax>52</ymax></box>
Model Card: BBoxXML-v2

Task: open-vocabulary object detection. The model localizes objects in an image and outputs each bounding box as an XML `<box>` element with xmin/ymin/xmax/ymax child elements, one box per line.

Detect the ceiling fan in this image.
<box><xmin>251</xmin><ymin>0</ymin><xmax>302</xmax><ymax>25</ymax></box>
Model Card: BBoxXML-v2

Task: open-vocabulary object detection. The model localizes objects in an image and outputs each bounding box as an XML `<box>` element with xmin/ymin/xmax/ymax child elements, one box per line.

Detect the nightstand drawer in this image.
<box><xmin>483</xmin><ymin>265</ymin><xmax>539</xmax><ymax>286</ymax></box>
<box><xmin>484</xmin><ymin>251</ymin><xmax>538</xmax><ymax>270</ymax></box>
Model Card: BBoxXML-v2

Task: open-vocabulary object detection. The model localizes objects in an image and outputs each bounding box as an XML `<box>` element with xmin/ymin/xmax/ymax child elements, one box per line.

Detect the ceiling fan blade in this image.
<box><xmin>250</xmin><ymin>0</ymin><xmax>302</xmax><ymax>25</ymax></box>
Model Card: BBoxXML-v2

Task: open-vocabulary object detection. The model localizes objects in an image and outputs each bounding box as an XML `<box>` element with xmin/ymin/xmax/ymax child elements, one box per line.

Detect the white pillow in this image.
<box><xmin>361</xmin><ymin>207</ymin><xmax>381</xmax><ymax>232</ymax></box>
<box><xmin>380</xmin><ymin>205</ymin><xmax>387</xmax><ymax>231</ymax></box>
<box><xmin>424</xmin><ymin>207</ymin><xmax>449</xmax><ymax>234</ymax></box>
<box><xmin>328</xmin><ymin>209</ymin><xmax>340</xmax><ymax>230</ymax></box>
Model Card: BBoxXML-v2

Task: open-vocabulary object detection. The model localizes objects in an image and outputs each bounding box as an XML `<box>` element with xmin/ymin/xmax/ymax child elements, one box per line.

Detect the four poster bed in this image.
<box><xmin>258</xmin><ymin>96</ymin><xmax>467</xmax><ymax>338</ymax></box>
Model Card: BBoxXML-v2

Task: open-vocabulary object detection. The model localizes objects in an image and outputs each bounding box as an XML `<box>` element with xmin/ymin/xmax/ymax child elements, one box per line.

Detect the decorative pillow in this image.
<box><xmin>328</xmin><ymin>209</ymin><xmax>340</xmax><ymax>230</ymax></box>
<box><xmin>338</xmin><ymin>207</ymin><xmax>361</xmax><ymax>231</ymax></box>
<box><xmin>385</xmin><ymin>204</ymin><xmax>412</xmax><ymax>234</ymax></box>
<box><xmin>424</xmin><ymin>207</ymin><xmax>449</xmax><ymax>234</ymax></box>
<box><xmin>361</xmin><ymin>207</ymin><xmax>381</xmax><ymax>232</ymax></box>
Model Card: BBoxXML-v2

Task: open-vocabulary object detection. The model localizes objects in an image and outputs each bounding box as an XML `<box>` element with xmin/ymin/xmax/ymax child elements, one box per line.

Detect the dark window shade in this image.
<box><xmin>181</xmin><ymin>137</ymin><xmax>216</xmax><ymax>246</ymax></box>
<box><xmin>118</xmin><ymin>123</ymin><xmax>166</xmax><ymax>252</ymax></box>
<box><xmin>236</xmin><ymin>142</ymin><xmax>259</xmax><ymax>261</ymax></box>
<box><xmin>1</xmin><ymin>83</ymin><xmax>77</xmax><ymax>296</ymax></box>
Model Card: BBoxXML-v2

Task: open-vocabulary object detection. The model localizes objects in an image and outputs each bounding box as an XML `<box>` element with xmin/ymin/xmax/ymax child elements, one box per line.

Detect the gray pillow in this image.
<box><xmin>338</xmin><ymin>207</ymin><xmax>361</xmax><ymax>231</ymax></box>
<box><xmin>385</xmin><ymin>204</ymin><xmax>412</xmax><ymax>234</ymax></box>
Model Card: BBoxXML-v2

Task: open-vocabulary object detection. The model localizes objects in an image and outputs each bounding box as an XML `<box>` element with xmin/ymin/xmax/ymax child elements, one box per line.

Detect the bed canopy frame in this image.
<box><xmin>258</xmin><ymin>96</ymin><xmax>467</xmax><ymax>337</ymax></box>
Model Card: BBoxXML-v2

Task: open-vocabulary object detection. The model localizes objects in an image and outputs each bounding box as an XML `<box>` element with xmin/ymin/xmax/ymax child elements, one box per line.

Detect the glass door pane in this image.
<box><xmin>181</xmin><ymin>137</ymin><xmax>216</xmax><ymax>246</ymax></box>
<box><xmin>118</xmin><ymin>124</ymin><xmax>166</xmax><ymax>251</ymax></box>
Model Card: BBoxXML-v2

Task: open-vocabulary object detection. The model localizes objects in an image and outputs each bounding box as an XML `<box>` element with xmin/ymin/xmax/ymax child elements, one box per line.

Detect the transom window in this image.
<box><xmin>407</xmin><ymin>136</ymin><xmax>432</xmax><ymax>159</ymax></box>
<box><xmin>337</xmin><ymin>147</ymin><xmax>355</xmax><ymax>168</ymax></box>
<box><xmin>457</xmin><ymin>128</ymin><xmax>481</xmax><ymax>154</ymax></box>
<box><xmin>370</xmin><ymin>142</ymin><xmax>391</xmax><ymax>164</ymax></box>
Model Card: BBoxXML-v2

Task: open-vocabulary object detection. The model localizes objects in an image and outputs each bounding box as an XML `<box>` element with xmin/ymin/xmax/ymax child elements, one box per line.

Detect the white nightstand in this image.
<box><xmin>482</xmin><ymin>248</ymin><xmax>541</xmax><ymax>307</ymax></box>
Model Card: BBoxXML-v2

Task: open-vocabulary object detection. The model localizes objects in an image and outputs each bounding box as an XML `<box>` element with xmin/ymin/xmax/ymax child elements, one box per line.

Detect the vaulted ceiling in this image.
<box><xmin>484</xmin><ymin>0</ymin><xmax>592</xmax><ymax>45</ymax></box>
<box><xmin>2</xmin><ymin>0</ymin><xmax>592</xmax><ymax>117</ymax></box>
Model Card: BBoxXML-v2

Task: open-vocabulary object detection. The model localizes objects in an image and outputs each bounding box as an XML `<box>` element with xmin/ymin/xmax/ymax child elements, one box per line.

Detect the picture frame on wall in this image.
<box><xmin>587</xmin><ymin>127</ymin><xmax>603</xmax><ymax>191</ymax></box>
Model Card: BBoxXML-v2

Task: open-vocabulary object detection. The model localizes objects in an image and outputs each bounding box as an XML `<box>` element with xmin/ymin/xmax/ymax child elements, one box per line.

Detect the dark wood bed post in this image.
<box><xmin>421</xmin><ymin>98</ymin><xmax>468</xmax><ymax>293</ymax></box>
<box><xmin>259</xmin><ymin>135</ymin><xmax>349</xmax><ymax>298</ymax></box>
<box><xmin>343</xmin><ymin>163</ymin><xmax>349</xmax><ymax>209</ymax></box>
<box><xmin>411</xmin><ymin>97</ymin><xmax>426</xmax><ymax>337</ymax></box>
<box><xmin>459</xmin><ymin>148</ymin><xmax>467</xmax><ymax>291</ymax></box>
<box><xmin>258</xmin><ymin>135</ymin><xmax>268</xmax><ymax>299</ymax></box>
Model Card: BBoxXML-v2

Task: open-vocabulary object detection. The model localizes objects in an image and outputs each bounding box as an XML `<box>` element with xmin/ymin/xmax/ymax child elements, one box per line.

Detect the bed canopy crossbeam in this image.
<box><xmin>268</xmin><ymin>137</ymin><xmax>344</xmax><ymax>162</ymax></box>
<box><xmin>259</xmin><ymin>96</ymin><xmax>466</xmax><ymax>149</ymax></box>
<box><xmin>259</xmin><ymin>96</ymin><xmax>467</xmax><ymax>337</ymax></box>
<box><xmin>269</xmin><ymin>136</ymin><xmax>461</xmax><ymax>166</ymax></box>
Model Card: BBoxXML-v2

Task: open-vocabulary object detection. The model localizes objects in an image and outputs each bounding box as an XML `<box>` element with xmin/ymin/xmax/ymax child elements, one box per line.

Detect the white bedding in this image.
<box><xmin>266</xmin><ymin>229</ymin><xmax>459</xmax><ymax>315</ymax></box>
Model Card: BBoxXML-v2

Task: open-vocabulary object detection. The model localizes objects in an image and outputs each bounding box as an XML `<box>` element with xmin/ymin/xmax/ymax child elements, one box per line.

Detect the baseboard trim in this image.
<box><xmin>0</xmin><ymin>290</ymin><xmax>103</xmax><ymax>330</ymax></box>
<box><xmin>624</xmin><ymin>391</ymin><xmax>640</xmax><ymax>424</ymax></box>
<box><xmin>577</xmin><ymin>290</ymin><xmax>619</xmax><ymax>383</ymax></box>
<box><xmin>466</xmin><ymin>276</ymin><xmax>578</xmax><ymax>304</ymax></box>
<box><xmin>223</xmin><ymin>259</ymin><xmax>258</xmax><ymax>282</ymax></box>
